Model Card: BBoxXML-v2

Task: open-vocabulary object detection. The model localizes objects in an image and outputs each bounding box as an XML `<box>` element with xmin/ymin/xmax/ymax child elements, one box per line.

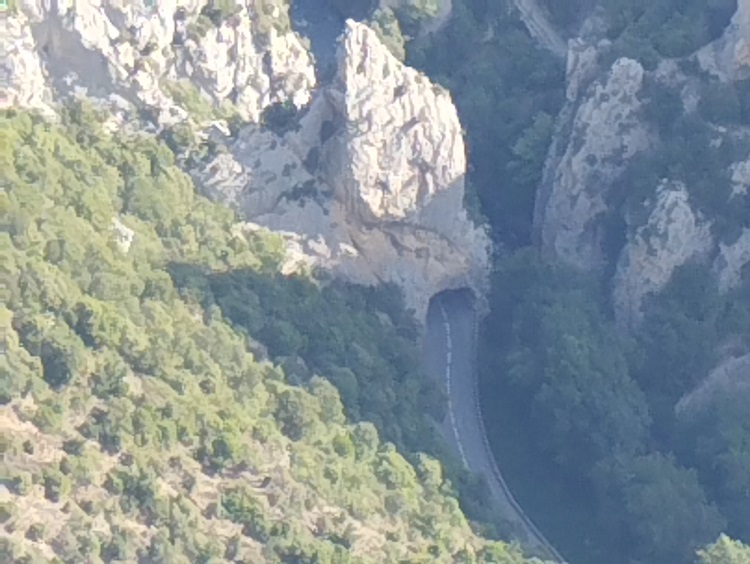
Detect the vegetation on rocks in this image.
<box><xmin>408</xmin><ymin>0</ymin><xmax>750</xmax><ymax>560</ymax></box>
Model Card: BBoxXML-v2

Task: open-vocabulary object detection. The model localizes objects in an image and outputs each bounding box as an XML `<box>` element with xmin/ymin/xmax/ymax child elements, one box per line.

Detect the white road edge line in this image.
<box><xmin>439</xmin><ymin>297</ymin><xmax>567</xmax><ymax>563</ymax></box>
<box><xmin>438</xmin><ymin>300</ymin><xmax>469</xmax><ymax>468</ymax></box>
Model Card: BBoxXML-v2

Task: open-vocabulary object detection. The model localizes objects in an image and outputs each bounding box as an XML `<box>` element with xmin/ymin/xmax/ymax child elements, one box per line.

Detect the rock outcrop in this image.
<box><xmin>535</xmin><ymin>56</ymin><xmax>653</xmax><ymax>272</ymax></box>
<box><xmin>696</xmin><ymin>0</ymin><xmax>750</xmax><ymax>81</ymax></box>
<box><xmin>325</xmin><ymin>21</ymin><xmax>465</xmax><ymax>229</ymax></box>
<box><xmin>613</xmin><ymin>181</ymin><xmax>713</xmax><ymax>331</ymax></box>
<box><xmin>5</xmin><ymin>3</ymin><xmax>486</xmax><ymax>322</ymax></box>
<box><xmin>536</xmin><ymin>2</ymin><xmax>750</xmax><ymax>332</ymax></box>
<box><xmin>5</xmin><ymin>0</ymin><xmax>315</xmax><ymax>124</ymax></box>
<box><xmin>676</xmin><ymin>353</ymin><xmax>750</xmax><ymax>417</ymax></box>
<box><xmin>199</xmin><ymin>20</ymin><xmax>491</xmax><ymax>320</ymax></box>
<box><xmin>2</xmin><ymin>12</ymin><xmax>53</xmax><ymax>113</ymax></box>
<box><xmin>713</xmin><ymin>228</ymin><xmax>750</xmax><ymax>292</ymax></box>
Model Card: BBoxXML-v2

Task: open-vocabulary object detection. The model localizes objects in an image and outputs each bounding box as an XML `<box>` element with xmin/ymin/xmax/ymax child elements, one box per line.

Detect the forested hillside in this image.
<box><xmin>0</xmin><ymin>103</ymin><xmax>528</xmax><ymax>563</ymax></box>
<box><xmin>5</xmin><ymin>0</ymin><xmax>750</xmax><ymax>562</ymax></box>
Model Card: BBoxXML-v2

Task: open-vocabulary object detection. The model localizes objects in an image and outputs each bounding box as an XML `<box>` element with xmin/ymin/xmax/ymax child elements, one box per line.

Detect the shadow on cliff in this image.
<box><xmin>167</xmin><ymin>262</ymin><xmax>419</xmax><ymax>363</ymax></box>
<box><xmin>290</xmin><ymin>0</ymin><xmax>349</xmax><ymax>82</ymax></box>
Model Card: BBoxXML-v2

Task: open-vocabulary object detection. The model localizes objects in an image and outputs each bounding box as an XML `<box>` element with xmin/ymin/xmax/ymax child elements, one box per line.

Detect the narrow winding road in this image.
<box><xmin>419</xmin><ymin>3</ymin><xmax>566</xmax><ymax>561</ymax></box>
<box><xmin>424</xmin><ymin>292</ymin><xmax>566</xmax><ymax>563</ymax></box>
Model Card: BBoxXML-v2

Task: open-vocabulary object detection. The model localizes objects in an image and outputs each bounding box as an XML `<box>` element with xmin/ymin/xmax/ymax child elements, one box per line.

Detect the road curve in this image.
<box><xmin>510</xmin><ymin>0</ymin><xmax>567</xmax><ymax>58</ymax></box>
<box><xmin>424</xmin><ymin>292</ymin><xmax>566</xmax><ymax>563</ymax></box>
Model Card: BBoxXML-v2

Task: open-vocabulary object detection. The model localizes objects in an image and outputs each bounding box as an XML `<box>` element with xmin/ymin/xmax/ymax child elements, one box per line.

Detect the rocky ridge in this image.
<box><xmin>536</xmin><ymin>55</ymin><xmax>653</xmax><ymax>274</ymax></box>
<box><xmin>4</xmin><ymin>0</ymin><xmax>315</xmax><ymax>123</ymax></box>
<box><xmin>535</xmin><ymin>3</ymin><xmax>750</xmax><ymax>333</ymax></box>
<box><xmin>200</xmin><ymin>20</ymin><xmax>491</xmax><ymax>320</ymax></box>
<box><xmin>676</xmin><ymin>353</ymin><xmax>750</xmax><ymax>416</ymax></box>
<box><xmin>612</xmin><ymin>181</ymin><xmax>713</xmax><ymax>330</ymax></box>
<box><xmin>3</xmin><ymin>1</ymin><xmax>490</xmax><ymax>322</ymax></box>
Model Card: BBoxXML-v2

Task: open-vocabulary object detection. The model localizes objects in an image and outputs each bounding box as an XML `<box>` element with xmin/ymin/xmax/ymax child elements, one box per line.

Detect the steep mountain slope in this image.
<box><xmin>0</xmin><ymin>106</ymin><xmax>533</xmax><ymax>563</ymax></box>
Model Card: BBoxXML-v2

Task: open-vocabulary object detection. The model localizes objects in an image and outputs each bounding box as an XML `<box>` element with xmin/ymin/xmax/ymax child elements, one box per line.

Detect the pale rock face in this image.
<box><xmin>196</xmin><ymin>123</ymin><xmax>315</xmax><ymax>216</ymax></box>
<box><xmin>7</xmin><ymin>1</ymin><xmax>315</xmax><ymax>124</ymax></box>
<box><xmin>613</xmin><ymin>181</ymin><xmax>713</xmax><ymax>331</ymax></box>
<box><xmin>537</xmin><ymin>57</ymin><xmax>653</xmax><ymax>272</ymax></box>
<box><xmin>111</xmin><ymin>217</ymin><xmax>135</xmax><ymax>253</ymax></box>
<box><xmin>696</xmin><ymin>0</ymin><xmax>750</xmax><ymax>81</ymax></box>
<box><xmin>713</xmin><ymin>228</ymin><xmax>750</xmax><ymax>293</ymax></box>
<box><xmin>1</xmin><ymin>13</ymin><xmax>53</xmax><ymax>113</ymax></box>
<box><xmin>329</xmin><ymin>21</ymin><xmax>465</xmax><ymax>224</ymax></box>
<box><xmin>731</xmin><ymin>155</ymin><xmax>750</xmax><ymax>197</ymax></box>
<box><xmin>676</xmin><ymin>353</ymin><xmax>750</xmax><ymax>417</ymax></box>
<box><xmin>198</xmin><ymin>21</ymin><xmax>491</xmax><ymax>320</ymax></box>
<box><xmin>707</xmin><ymin>126</ymin><xmax>750</xmax><ymax>295</ymax></box>
<box><xmin>565</xmin><ymin>38</ymin><xmax>607</xmax><ymax>102</ymax></box>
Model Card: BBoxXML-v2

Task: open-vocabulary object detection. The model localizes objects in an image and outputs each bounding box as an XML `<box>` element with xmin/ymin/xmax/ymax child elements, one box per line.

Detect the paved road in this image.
<box><xmin>424</xmin><ymin>291</ymin><xmax>565</xmax><ymax>563</ymax></box>
<box><xmin>511</xmin><ymin>0</ymin><xmax>567</xmax><ymax>58</ymax></box>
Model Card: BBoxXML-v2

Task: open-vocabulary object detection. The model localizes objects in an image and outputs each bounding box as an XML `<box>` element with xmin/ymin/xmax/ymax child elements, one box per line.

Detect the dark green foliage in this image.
<box><xmin>3</xmin><ymin>104</ymin><xmax>527</xmax><ymax>562</ymax></box>
<box><xmin>487</xmin><ymin>250</ymin><xmax>650</xmax><ymax>473</ymax></box>
<box><xmin>592</xmin><ymin>453</ymin><xmax>726</xmax><ymax>563</ymax></box>
<box><xmin>478</xmin><ymin>249</ymin><xmax>742</xmax><ymax>563</ymax></box>
<box><xmin>200</xmin><ymin>0</ymin><xmax>242</xmax><ymax>27</ymax></box>
<box><xmin>42</xmin><ymin>468</ymin><xmax>71</xmax><ymax>502</ymax></box>
<box><xmin>222</xmin><ymin>486</ymin><xmax>272</xmax><ymax>541</ymax></box>
<box><xmin>628</xmin><ymin>262</ymin><xmax>749</xmax><ymax>439</ymax></box>
<box><xmin>679</xmin><ymin>389</ymin><xmax>750</xmax><ymax>542</ymax></box>
<box><xmin>196</xmin><ymin>269</ymin><xmax>443</xmax><ymax>454</ymax></box>
<box><xmin>543</xmin><ymin>0</ymin><xmax>736</xmax><ymax>62</ymax></box>
<box><xmin>640</xmin><ymin>79</ymin><xmax>684</xmax><ymax>136</ymax></box>
<box><xmin>393</xmin><ymin>0</ymin><xmax>440</xmax><ymax>36</ymax></box>
<box><xmin>699</xmin><ymin>80</ymin><xmax>742</xmax><ymax>124</ymax></box>
<box><xmin>261</xmin><ymin>100</ymin><xmax>301</xmax><ymax>135</ymax></box>
<box><xmin>331</xmin><ymin>0</ymin><xmax>376</xmax><ymax>20</ymax></box>
<box><xmin>369</xmin><ymin>8</ymin><xmax>406</xmax><ymax>61</ymax></box>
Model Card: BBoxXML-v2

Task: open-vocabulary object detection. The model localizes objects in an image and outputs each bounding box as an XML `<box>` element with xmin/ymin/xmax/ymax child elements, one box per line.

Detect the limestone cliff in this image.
<box><xmin>535</xmin><ymin>55</ymin><xmax>653</xmax><ymax>272</ymax></box>
<box><xmin>612</xmin><ymin>181</ymin><xmax>712</xmax><ymax>331</ymax></box>
<box><xmin>198</xmin><ymin>20</ymin><xmax>491</xmax><ymax>320</ymax></box>
<box><xmin>4</xmin><ymin>0</ymin><xmax>315</xmax><ymax>123</ymax></box>
<box><xmin>535</xmin><ymin>2</ymin><xmax>750</xmax><ymax>332</ymax></box>
<box><xmin>3</xmin><ymin>2</ymin><xmax>488</xmax><ymax>323</ymax></box>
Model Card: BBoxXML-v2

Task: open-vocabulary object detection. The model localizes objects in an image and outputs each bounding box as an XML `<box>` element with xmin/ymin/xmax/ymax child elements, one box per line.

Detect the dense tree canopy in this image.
<box><xmin>1</xmin><ymin>103</ymin><xmax>527</xmax><ymax>562</ymax></box>
<box><xmin>542</xmin><ymin>0</ymin><xmax>736</xmax><ymax>64</ymax></box>
<box><xmin>487</xmin><ymin>251</ymin><xmax>651</xmax><ymax>474</ymax></box>
<box><xmin>476</xmin><ymin>250</ymin><xmax>747</xmax><ymax>563</ymax></box>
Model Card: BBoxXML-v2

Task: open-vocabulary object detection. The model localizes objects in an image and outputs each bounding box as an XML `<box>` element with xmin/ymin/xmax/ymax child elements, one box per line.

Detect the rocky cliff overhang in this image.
<box><xmin>5</xmin><ymin>2</ymin><xmax>490</xmax><ymax>323</ymax></box>
<box><xmin>197</xmin><ymin>20</ymin><xmax>492</xmax><ymax>322</ymax></box>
